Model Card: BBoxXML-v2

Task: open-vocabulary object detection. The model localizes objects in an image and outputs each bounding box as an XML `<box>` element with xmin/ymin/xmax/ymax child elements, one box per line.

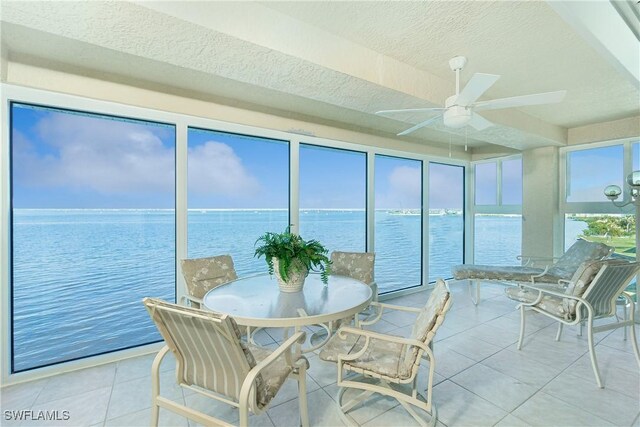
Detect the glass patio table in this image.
<box><xmin>203</xmin><ymin>273</ymin><xmax>373</xmax><ymax>353</ymax></box>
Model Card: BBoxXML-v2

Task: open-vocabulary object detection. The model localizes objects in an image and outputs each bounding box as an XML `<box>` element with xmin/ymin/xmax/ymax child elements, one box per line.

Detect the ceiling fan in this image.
<box><xmin>376</xmin><ymin>56</ymin><xmax>567</xmax><ymax>136</ymax></box>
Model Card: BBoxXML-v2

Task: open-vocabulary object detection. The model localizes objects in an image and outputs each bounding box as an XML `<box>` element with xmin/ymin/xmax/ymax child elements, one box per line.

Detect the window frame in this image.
<box><xmin>298</xmin><ymin>142</ymin><xmax>369</xmax><ymax>253</ymax></box>
<box><xmin>428</xmin><ymin>161</ymin><xmax>466</xmax><ymax>283</ymax></box>
<box><xmin>374</xmin><ymin>153</ymin><xmax>424</xmax><ymax>293</ymax></box>
<box><xmin>1</xmin><ymin>83</ymin><xmax>469</xmax><ymax>384</ymax></box>
<box><xmin>559</xmin><ymin>138</ymin><xmax>640</xmax><ymax>248</ymax></box>
<box><xmin>9</xmin><ymin>101</ymin><xmax>179</xmax><ymax>373</ymax></box>
<box><xmin>469</xmin><ymin>155</ymin><xmax>523</xmax><ymax>264</ymax></box>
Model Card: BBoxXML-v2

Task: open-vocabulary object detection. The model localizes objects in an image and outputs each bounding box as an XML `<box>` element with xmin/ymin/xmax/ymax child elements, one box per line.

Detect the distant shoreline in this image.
<box><xmin>13</xmin><ymin>208</ymin><xmax>518</xmax><ymax>216</ymax></box>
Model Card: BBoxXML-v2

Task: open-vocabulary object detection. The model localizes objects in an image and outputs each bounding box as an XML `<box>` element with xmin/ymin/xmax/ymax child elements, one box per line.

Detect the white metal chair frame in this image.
<box><xmin>331</xmin><ymin>288</ymin><xmax>452</xmax><ymax>427</ymax></box>
<box><xmin>511</xmin><ymin>262</ymin><xmax>640</xmax><ymax>388</ymax></box>
<box><xmin>145</xmin><ymin>300</ymin><xmax>309</xmax><ymax>427</ymax></box>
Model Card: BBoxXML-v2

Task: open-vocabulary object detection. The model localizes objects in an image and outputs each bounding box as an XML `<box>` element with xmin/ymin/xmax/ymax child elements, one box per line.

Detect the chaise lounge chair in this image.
<box><xmin>451</xmin><ymin>239</ymin><xmax>614</xmax><ymax>305</ymax></box>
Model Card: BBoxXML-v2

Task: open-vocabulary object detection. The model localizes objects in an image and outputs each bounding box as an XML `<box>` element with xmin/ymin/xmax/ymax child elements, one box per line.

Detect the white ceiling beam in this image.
<box><xmin>547</xmin><ymin>0</ymin><xmax>640</xmax><ymax>89</ymax></box>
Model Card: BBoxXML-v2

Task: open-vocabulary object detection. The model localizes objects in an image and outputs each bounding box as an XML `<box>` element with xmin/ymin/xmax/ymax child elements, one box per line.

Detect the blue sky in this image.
<box><xmin>12</xmin><ymin>103</ymin><xmax>530</xmax><ymax>210</ymax></box>
<box><xmin>567</xmin><ymin>145</ymin><xmax>624</xmax><ymax>202</ymax></box>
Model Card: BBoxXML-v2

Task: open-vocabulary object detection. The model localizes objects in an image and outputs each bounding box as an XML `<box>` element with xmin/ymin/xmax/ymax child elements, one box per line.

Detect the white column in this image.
<box><xmin>522</xmin><ymin>146</ymin><xmax>562</xmax><ymax>259</ymax></box>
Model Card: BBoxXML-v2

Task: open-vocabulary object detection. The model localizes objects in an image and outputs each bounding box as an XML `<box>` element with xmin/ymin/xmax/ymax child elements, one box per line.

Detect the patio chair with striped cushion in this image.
<box><xmin>143</xmin><ymin>298</ymin><xmax>309</xmax><ymax>426</ymax></box>
<box><xmin>505</xmin><ymin>258</ymin><xmax>640</xmax><ymax>388</ymax></box>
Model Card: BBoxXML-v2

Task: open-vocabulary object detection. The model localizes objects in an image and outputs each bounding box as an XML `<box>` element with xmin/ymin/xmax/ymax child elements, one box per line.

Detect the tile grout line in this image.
<box><xmin>102</xmin><ymin>361</ymin><xmax>118</xmax><ymax>426</ymax></box>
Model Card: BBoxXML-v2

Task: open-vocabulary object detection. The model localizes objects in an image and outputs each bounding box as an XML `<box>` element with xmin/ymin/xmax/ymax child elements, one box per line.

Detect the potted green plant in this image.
<box><xmin>254</xmin><ymin>228</ymin><xmax>331</xmax><ymax>292</ymax></box>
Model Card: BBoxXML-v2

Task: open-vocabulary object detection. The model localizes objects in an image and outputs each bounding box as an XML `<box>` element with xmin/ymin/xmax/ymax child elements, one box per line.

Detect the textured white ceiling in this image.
<box><xmin>0</xmin><ymin>0</ymin><xmax>637</xmax><ymax>151</ymax></box>
<box><xmin>263</xmin><ymin>0</ymin><xmax>639</xmax><ymax>128</ymax></box>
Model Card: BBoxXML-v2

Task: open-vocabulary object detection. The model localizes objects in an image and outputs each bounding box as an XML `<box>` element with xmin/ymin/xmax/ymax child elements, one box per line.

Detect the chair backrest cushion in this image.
<box><xmin>562</xmin><ymin>258</ymin><xmax>634</xmax><ymax>316</ymax></box>
<box><xmin>548</xmin><ymin>239</ymin><xmax>613</xmax><ymax>279</ymax></box>
<box><xmin>330</xmin><ymin>251</ymin><xmax>375</xmax><ymax>285</ymax></box>
<box><xmin>401</xmin><ymin>280</ymin><xmax>451</xmax><ymax>377</ymax></box>
<box><xmin>143</xmin><ymin>297</ymin><xmax>264</xmax><ymax>407</ymax></box>
<box><xmin>180</xmin><ymin>255</ymin><xmax>238</xmax><ymax>299</ymax></box>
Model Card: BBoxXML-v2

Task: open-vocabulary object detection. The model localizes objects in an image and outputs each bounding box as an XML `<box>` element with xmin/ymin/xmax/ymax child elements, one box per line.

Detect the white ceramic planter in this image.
<box><xmin>273</xmin><ymin>258</ymin><xmax>309</xmax><ymax>292</ymax></box>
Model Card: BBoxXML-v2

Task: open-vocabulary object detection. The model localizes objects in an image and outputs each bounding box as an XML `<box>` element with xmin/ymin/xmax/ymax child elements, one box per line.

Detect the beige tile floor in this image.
<box><xmin>2</xmin><ymin>281</ymin><xmax>639</xmax><ymax>426</ymax></box>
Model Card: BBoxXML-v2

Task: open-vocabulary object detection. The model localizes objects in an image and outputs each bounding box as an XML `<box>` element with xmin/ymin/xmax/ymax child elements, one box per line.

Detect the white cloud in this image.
<box><xmin>187</xmin><ymin>141</ymin><xmax>260</xmax><ymax>197</ymax></box>
<box><xmin>429</xmin><ymin>166</ymin><xmax>463</xmax><ymax>208</ymax></box>
<box><xmin>14</xmin><ymin>112</ymin><xmax>261</xmax><ymax>199</ymax></box>
<box><xmin>14</xmin><ymin>113</ymin><xmax>175</xmax><ymax>194</ymax></box>
<box><xmin>377</xmin><ymin>165</ymin><xmax>422</xmax><ymax>208</ymax></box>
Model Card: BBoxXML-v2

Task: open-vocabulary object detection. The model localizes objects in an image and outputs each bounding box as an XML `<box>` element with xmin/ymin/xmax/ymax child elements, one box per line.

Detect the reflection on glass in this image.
<box><xmin>11</xmin><ymin>103</ymin><xmax>176</xmax><ymax>372</ymax></box>
<box><xmin>375</xmin><ymin>155</ymin><xmax>422</xmax><ymax>293</ymax></box>
<box><xmin>567</xmin><ymin>145</ymin><xmax>623</xmax><ymax>202</ymax></box>
<box><xmin>299</xmin><ymin>144</ymin><xmax>366</xmax><ymax>253</ymax></box>
<box><xmin>187</xmin><ymin>128</ymin><xmax>289</xmax><ymax>275</ymax></box>
<box><xmin>475</xmin><ymin>214</ymin><xmax>522</xmax><ymax>265</ymax></box>
<box><xmin>502</xmin><ymin>158</ymin><xmax>523</xmax><ymax>205</ymax></box>
<box><xmin>429</xmin><ymin>163</ymin><xmax>464</xmax><ymax>282</ymax></box>
<box><xmin>475</xmin><ymin>162</ymin><xmax>497</xmax><ymax>205</ymax></box>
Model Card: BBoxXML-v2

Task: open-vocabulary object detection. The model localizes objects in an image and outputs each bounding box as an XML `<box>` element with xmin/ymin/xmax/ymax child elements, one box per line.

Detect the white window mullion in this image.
<box><xmin>289</xmin><ymin>139</ymin><xmax>300</xmax><ymax>234</ymax></box>
<box><xmin>422</xmin><ymin>161</ymin><xmax>430</xmax><ymax>288</ymax></box>
<box><xmin>175</xmin><ymin>120</ymin><xmax>189</xmax><ymax>305</ymax></box>
<box><xmin>366</xmin><ymin>150</ymin><xmax>375</xmax><ymax>253</ymax></box>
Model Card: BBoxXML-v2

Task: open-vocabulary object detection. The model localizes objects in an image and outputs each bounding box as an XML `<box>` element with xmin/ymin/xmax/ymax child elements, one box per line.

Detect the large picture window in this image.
<box><xmin>187</xmin><ymin>128</ymin><xmax>289</xmax><ymax>275</ymax></box>
<box><xmin>374</xmin><ymin>155</ymin><xmax>422</xmax><ymax>293</ymax></box>
<box><xmin>429</xmin><ymin>163</ymin><xmax>464</xmax><ymax>282</ymax></box>
<box><xmin>299</xmin><ymin>144</ymin><xmax>366</xmax><ymax>253</ymax></box>
<box><xmin>11</xmin><ymin>103</ymin><xmax>176</xmax><ymax>372</ymax></box>
<box><xmin>566</xmin><ymin>145</ymin><xmax>623</xmax><ymax>203</ymax></box>
<box><xmin>474</xmin><ymin>157</ymin><xmax>522</xmax><ymax>265</ymax></box>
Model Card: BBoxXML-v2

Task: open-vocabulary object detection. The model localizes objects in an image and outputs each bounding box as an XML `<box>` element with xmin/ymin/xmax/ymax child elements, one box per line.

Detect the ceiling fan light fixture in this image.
<box><xmin>443</xmin><ymin>106</ymin><xmax>471</xmax><ymax>128</ymax></box>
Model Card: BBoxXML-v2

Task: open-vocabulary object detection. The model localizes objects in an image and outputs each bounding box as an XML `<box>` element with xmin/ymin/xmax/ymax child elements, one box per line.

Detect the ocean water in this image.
<box><xmin>11</xmin><ymin>209</ymin><xmax>586</xmax><ymax>371</ymax></box>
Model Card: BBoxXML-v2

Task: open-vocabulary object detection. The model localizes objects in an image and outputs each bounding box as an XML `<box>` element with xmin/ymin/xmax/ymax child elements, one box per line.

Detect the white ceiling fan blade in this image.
<box><xmin>397</xmin><ymin>115</ymin><xmax>441</xmax><ymax>136</ymax></box>
<box><xmin>474</xmin><ymin>90</ymin><xmax>567</xmax><ymax>111</ymax></box>
<box><xmin>469</xmin><ymin>113</ymin><xmax>494</xmax><ymax>131</ymax></box>
<box><xmin>456</xmin><ymin>73</ymin><xmax>500</xmax><ymax>106</ymax></box>
<box><xmin>376</xmin><ymin>107</ymin><xmax>446</xmax><ymax>115</ymax></box>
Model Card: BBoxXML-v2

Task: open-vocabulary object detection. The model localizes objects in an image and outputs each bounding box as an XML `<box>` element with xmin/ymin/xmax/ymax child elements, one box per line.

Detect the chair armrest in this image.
<box><xmin>337</xmin><ymin>326</ymin><xmax>429</xmax><ymax>354</ymax></box>
<box><xmin>514</xmin><ymin>282</ymin><xmax>592</xmax><ymax>312</ymax></box>
<box><xmin>373</xmin><ymin>301</ymin><xmax>421</xmax><ymax>313</ymax></box>
<box><xmin>239</xmin><ymin>331</ymin><xmax>307</xmax><ymax>407</ymax></box>
<box><xmin>359</xmin><ymin>302</ymin><xmax>420</xmax><ymax>326</ymax></box>
<box><xmin>529</xmin><ymin>265</ymin><xmax>551</xmax><ymax>282</ymax></box>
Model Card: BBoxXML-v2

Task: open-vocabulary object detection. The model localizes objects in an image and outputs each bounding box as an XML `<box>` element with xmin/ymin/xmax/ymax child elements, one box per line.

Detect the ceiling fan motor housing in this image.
<box><xmin>444</xmin><ymin>94</ymin><xmax>471</xmax><ymax>128</ymax></box>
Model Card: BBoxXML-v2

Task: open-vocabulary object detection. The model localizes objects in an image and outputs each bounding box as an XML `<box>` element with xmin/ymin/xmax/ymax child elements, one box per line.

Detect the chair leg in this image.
<box><xmin>628</xmin><ymin>305</ymin><xmax>640</xmax><ymax>368</ymax></box>
<box><xmin>587</xmin><ymin>318</ymin><xmax>604</xmax><ymax>388</ymax></box>
<box><xmin>469</xmin><ymin>280</ymin><xmax>480</xmax><ymax>306</ymax></box>
<box><xmin>298</xmin><ymin>367</ymin><xmax>309</xmax><ymax>427</ymax></box>
<box><xmin>150</xmin><ymin>347</ymin><xmax>167</xmax><ymax>427</ymax></box>
<box><xmin>555</xmin><ymin>323</ymin><xmax>563</xmax><ymax>342</ymax></box>
<box><xmin>517</xmin><ymin>305</ymin><xmax>526</xmax><ymax>350</ymax></box>
<box><xmin>623</xmin><ymin>303</ymin><xmax>628</xmax><ymax>341</ymax></box>
<box><xmin>578</xmin><ymin>321</ymin><xmax>583</xmax><ymax>337</ymax></box>
<box><xmin>150</xmin><ymin>402</ymin><xmax>159</xmax><ymax>427</ymax></box>
<box><xmin>239</xmin><ymin>404</ymin><xmax>249</xmax><ymax>427</ymax></box>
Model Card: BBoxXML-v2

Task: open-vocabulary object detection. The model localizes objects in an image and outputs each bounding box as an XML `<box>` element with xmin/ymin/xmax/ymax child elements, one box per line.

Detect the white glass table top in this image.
<box><xmin>203</xmin><ymin>273</ymin><xmax>373</xmax><ymax>328</ymax></box>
